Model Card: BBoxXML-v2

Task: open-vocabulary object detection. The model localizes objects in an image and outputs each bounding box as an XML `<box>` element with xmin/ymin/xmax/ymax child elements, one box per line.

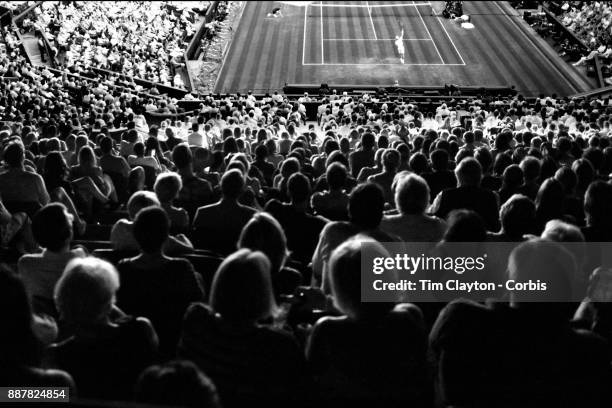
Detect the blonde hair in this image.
<box><xmin>55</xmin><ymin>257</ymin><xmax>120</xmax><ymax>326</ymax></box>
<box><xmin>210</xmin><ymin>249</ymin><xmax>276</xmax><ymax>322</ymax></box>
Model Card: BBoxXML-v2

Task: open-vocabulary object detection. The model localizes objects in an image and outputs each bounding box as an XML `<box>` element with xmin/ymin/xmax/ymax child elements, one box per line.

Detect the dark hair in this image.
<box><xmin>584</xmin><ymin>181</ymin><xmax>612</xmax><ymax>226</ymax></box>
<box><xmin>133</xmin><ymin>142</ymin><xmax>145</xmax><ymax>157</ymax></box>
<box><xmin>221</xmin><ymin>169</ymin><xmax>245</xmax><ymax>199</ymax></box>
<box><xmin>493</xmin><ymin>152</ymin><xmax>512</xmax><ymax>176</ymax></box>
<box><xmin>133</xmin><ymin>206</ymin><xmax>169</xmax><ymax>253</ymax></box>
<box><xmin>474</xmin><ymin>146</ymin><xmax>499</xmax><ymax>173</ymax></box>
<box><xmin>43</xmin><ymin>151</ymin><xmax>69</xmax><ymax>186</ymax></box>
<box><xmin>135</xmin><ymin>360</ymin><xmax>220</xmax><ymax>408</ymax></box>
<box><xmin>409</xmin><ymin>152</ymin><xmax>429</xmax><ymax>174</ymax></box>
<box><xmin>535</xmin><ymin>177</ymin><xmax>565</xmax><ymax>229</ymax></box>
<box><xmin>32</xmin><ymin>203</ymin><xmax>72</xmax><ymax>251</ymax></box>
<box><xmin>443</xmin><ymin>209</ymin><xmax>487</xmax><ymax>242</ymax></box>
<box><xmin>501</xmin><ymin>164</ymin><xmax>524</xmax><ymax>189</ymax></box>
<box><xmin>255</xmin><ymin>144</ymin><xmax>268</xmax><ymax>160</ymax></box>
<box><xmin>326</xmin><ymin>162</ymin><xmax>348</xmax><ymax>190</ymax></box>
<box><xmin>0</xmin><ymin>270</ymin><xmax>41</xmax><ymax>368</ymax></box>
<box><xmin>172</xmin><ymin>143</ymin><xmax>193</xmax><ymax>169</ymax></box>
<box><xmin>431</xmin><ymin>149</ymin><xmax>449</xmax><ymax>171</ymax></box>
<box><xmin>287</xmin><ymin>172</ymin><xmax>311</xmax><ymax>203</ymax></box>
<box><xmin>100</xmin><ymin>136</ymin><xmax>113</xmax><ymax>154</ymax></box>
<box><xmin>360</xmin><ymin>132</ymin><xmax>376</xmax><ymax>150</ymax></box>
<box><xmin>3</xmin><ymin>142</ymin><xmax>25</xmax><ymax>168</ymax></box>
<box><xmin>500</xmin><ymin>194</ymin><xmax>536</xmax><ymax>238</ymax></box>
<box><xmin>348</xmin><ymin>183</ymin><xmax>384</xmax><ymax>229</ymax></box>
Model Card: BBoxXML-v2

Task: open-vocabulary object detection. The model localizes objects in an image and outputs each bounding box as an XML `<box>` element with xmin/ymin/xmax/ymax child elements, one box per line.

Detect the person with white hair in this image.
<box><xmin>47</xmin><ymin>257</ymin><xmax>158</xmax><ymax>400</ymax></box>
<box><xmin>380</xmin><ymin>173</ymin><xmax>447</xmax><ymax>242</ymax></box>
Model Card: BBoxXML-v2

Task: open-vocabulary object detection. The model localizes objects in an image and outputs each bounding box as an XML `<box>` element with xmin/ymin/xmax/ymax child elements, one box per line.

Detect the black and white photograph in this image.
<box><xmin>1</xmin><ymin>0</ymin><xmax>612</xmax><ymax>407</ymax></box>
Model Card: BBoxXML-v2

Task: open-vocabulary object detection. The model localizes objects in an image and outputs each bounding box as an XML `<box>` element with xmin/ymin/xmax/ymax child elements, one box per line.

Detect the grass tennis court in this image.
<box><xmin>214</xmin><ymin>1</ymin><xmax>594</xmax><ymax>96</ymax></box>
<box><xmin>302</xmin><ymin>1</ymin><xmax>465</xmax><ymax>65</ymax></box>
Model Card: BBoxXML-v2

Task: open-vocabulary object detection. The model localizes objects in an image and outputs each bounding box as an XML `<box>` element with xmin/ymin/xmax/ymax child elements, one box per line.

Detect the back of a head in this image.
<box><xmin>508</xmin><ymin>239</ymin><xmax>575</xmax><ymax>303</ymax></box>
<box><xmin>255</xmin><ymin>144</ymin><xmax>268</xmax><ymax>160</ymax></box>
<box><xmin>55</xmin><ymin>257</ymin><xmax>120</xmax><ymax>327</ymax></box>
<box><xmin>455</xmin><ymin>157</ymin><xmax>482</xmax><ymax>187</ymax></box>
<box><xmin>44</xmin><ymin>151</ymin><xmax>67</xmax><ymax>180</ymax></box>
<box><xmin>502</xmin><ymin>164</ymin><xmax>524</xmax><ymax>188</ymax></box>
<box><xmin>287</xmin><ymin>172</ymin><xmax>311</xmax><ymax>203</ymax></box>
<box><xmin>474</xmin><ymin>146</ymin><xmax>492</xmax><ymax>173</ymax></box>
<box><xmin>500</xmin><ymin>194</ymin><xmax>535</xmax><ymax>238</ymax></box>
<box><xmin>210</xmin><ymin>249</ymin><xmax>276</xmax><ymax>323</ymax></box>
<box><xmin>33</xmin><ymin>203</ymin><xmax>72</xmax><ymax>251</ymax></box>
<box><xmin>135</xmin><ymin>360</ymin><xmax>220</xmax><ymax>408</ymax></box>
<box><xmin>535</xmin><ymin>177</ymin><xmax>564</xmax><ymax>210</ymax></box>
<box><xmin>172</xmin><ymin>143</ymin><xmax>193</xmax><ymax>169</ymax></box>
<box><xmin>541</xmin><ymin>219</ymin><xmax>586</xmax><ymax>270</ymax></box>
<box><xmin>133</xmin><ymin>142</ymin><xmax>145</xmax><ymax>157</ymax></box>
<box><xmin>78</xmin><ymin>145</ymin><xmax>96</xmax><ymax>167</ymax></box>
<box><xmin>520</xmin><ymin>156</ymin><xmax>541</xmax><ymax>182</ymax></box>
<box><xmin>584</xmin><ymin>180</ymin><xmax>612</xmax><ymax>226</ymax></box>
<box><xmin>326</xmin><ymin>162</ymin><xmax>347</xmax><ymax>191</ymax></box>
<box><xmin>408</xmin><ymin>152</ymin><xmax>428</xmax><ymax>175</ymax></box>
<box><xmin>361</xmin><ymin>132</ymin><xmax>375</xmax><ymax>150</ymax></box>
<box><xmin>127</xmin><ymin>191</ymin><xmax>161</xmax><ymax>219</ymax></box>
<box><xmin>554</xmin><ymin>166</ymin><xmax>577</xmax><ymax>194</ymax></box>
<box><xmin>154</xmin><ymin>172</ymin><xmax>183</xmax><ymax>203</ymax></box>
<box><xmin>100</xmin><ymin>136</ymin><xmax>113</xmax><ymax>154</ymax></box>
<box><xmin>280</xmin><ymin>157</ymin><xmax>301</xmax><ymax>178</ymax></box>
<box><xmin>431</xmin><ymin>149</ymin><xmax>449</xmax><ymax>171</ymax></box>
<box><xmin>221</xmin><ymin>169</ymin><xmax>245</xmax><ymax>200</ymax></box>
<box><xmin>395</xmin><ymin>173</ymin><xmax>430</xmax><ymax>215</ymax></box>
<box><xmin>3</xmin><ymin>141</ymin><xmax>25</xmax><ymax>168</ymax></box>
<box><xmin>443</xmin><ymin>209</ymin><xmax>487</xmax><ymax>242</ymax></box>
<box><xmin>572</xmin><ymin>158</ymin><xmax>594</xmax><ymax>187</ymax></box>
<box><xmin>238</xmin><ymin>212</ymin><xmax>287</xmax><ymax>274</ymax></box>
<box><xmin>330</xmin><ymin>237</ymin><xmax>394</xmax><ymax>319</ymax></box>
<box><xmin>382</xmin><ymin>148</ymin><xmax>401</xmax><ymax>172</ymax></box>
<box><xmin>348</xmin><ymin>182</ymin><xmax>384</xmax><ymax>229</ymax></box>
<box><xmin>134</xmin><ymin>206</ymin><xmax>169</xmax><ymax>254</ymax></box>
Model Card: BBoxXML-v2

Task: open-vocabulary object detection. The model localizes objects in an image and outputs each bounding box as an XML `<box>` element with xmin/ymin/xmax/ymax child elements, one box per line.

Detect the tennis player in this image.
<box><xmin>395</xmin><ymin>28</ymin><xmax>405</xmax><ymax>64</ymax></box>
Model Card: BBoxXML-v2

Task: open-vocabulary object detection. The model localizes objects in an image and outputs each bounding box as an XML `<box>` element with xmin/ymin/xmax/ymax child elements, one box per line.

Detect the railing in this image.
<box><xmin>541</xmin><ymin>5</ymin><xmax>589</xmax><ymax>53</ymax></box>
<box><xmin>570</xmin><ymin>85</ymin><xmax>612</xmax><ymax>99</ymax></box>
<box><xmin>42</xmin><ymin>66</ymin><xmax>167</xmax><ymax>102</ymax></box>
<box><xmin>87</xmin><ymin>67</ymin><xmax>190</xmax><ymax>99</ymax></box>
<box><xmin>38</xmin><ymin>27</ymin><xmax>59</xmax><ymax>68</ymax></box>
<box><xmin>541</xmin><ymin>4</ymin><xmax>606</xmax><ymax>88</ymax></box>
<box><xmin>184</xmin><ymin>1</ymin><xmax>221</xmax><ymax>60</ymax></box>
<box><xmin>11</xmin><ymin>1</ymin><xmax>44</xmax><ymax>23</ymax></box>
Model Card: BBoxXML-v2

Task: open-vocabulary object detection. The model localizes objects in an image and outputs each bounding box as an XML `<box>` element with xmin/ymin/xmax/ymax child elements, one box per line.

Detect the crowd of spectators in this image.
<box><xmin>547</xmin><ymin>1</ymin><xmax>612</xmax><ymax>84</ymax></box>
<box><xmin>24</xmin><ymin>1</ymin><xmax>210</xmax><ymax>88</ymax></box>
<box><xmin>3</xmin><ymin>58</ymin><xmax>612</xmax><ymax>407</ymax></box>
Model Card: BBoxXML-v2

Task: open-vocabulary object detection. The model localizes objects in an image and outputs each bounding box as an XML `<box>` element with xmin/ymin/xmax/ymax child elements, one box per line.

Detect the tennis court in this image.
<box><xmin>214</xmin><ymin>1</ymin><xmax>594</xmax><ymax>96</ymax></box>
<box><xmin>302</xmin><ymin>1</ymin><xmax>465</xmax><ymax>65</ymax></box>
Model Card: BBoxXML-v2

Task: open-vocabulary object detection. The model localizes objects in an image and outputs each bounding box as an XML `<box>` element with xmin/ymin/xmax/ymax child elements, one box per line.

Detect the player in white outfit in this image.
<box><xmin>395</xmin><ymin>28</ymin><xmax>405</xmax><ymax>64</ymax></box>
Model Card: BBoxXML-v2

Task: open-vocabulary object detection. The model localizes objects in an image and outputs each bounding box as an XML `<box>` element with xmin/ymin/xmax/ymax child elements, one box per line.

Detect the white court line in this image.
<box><xmin>412</xmin><ymin>0</ymin><xmax>444</xmax><ymax>64</ymax></box>
<box><xmin>320</xmin><ymin>1</ymin><xmax>324</xmax><ymax>64</ymax></box>
<box><xmin>428</xmin><ymin>1</ymin><xmax>466</xmax><ymax>65</ymax></box>
<box><xmin>366</xmin><ymin>1</ymin><xmax>378</xmax><ymax>40</ymax></box>
<box><xmin>302</xmin><ymin>62</ymin><xmax>466</xmax><ymax>66</ymax></box>
<box><xmin>302</xmin><ymin>4</ymin><xmax>307</xmax><ymax>65</ymax></box>
<box><xmin>323</xmin><ymin>38</ymin><xmax>432</xmax><ymax>41</ymax></box>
